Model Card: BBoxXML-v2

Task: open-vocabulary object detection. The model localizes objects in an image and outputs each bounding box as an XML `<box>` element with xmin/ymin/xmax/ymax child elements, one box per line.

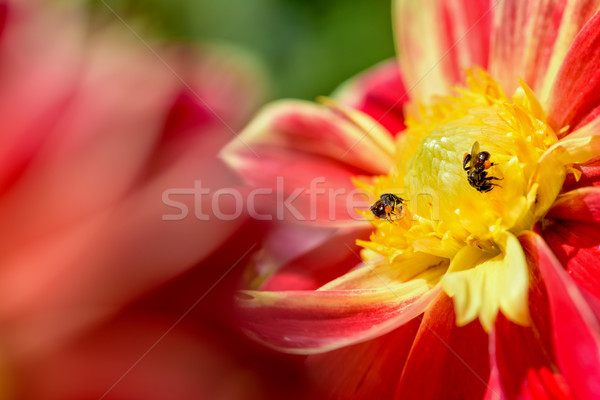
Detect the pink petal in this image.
<box><xmin>394</xmin><ymin>293</ymin><xmax>490</xmax><ymax>400</ymax></box>
<box><xmin>222</xmin><ymin>100</ymin><xmax>395</xmax><ymax>226</ymax></box>
<box><xmin>394</xmin><ymin>0</ymin><xmax>492</xmax><ymax>100</ymax></box>
<box><xmin>542</xmin><ymin>187</ymin><xmax>600</xmax><ymax>300</ymax></box>
<box><xmin>235</xmin><ymin>282</ymin><xmax>440</xmax><ymax>354</ymax></box>
<box><xmin>547</xmin><ymin>8</ymin><xmax>600</xmax><ymax>133</ymax></box>
<box><xmin>520</xmin><ymin>232</ymin><xmax>600</xmax><ymax>399</ymax></box>
<box><xmin>333</xmin><ymin>59</ymin><xmax>408</xmax><ymax>135</ymax></box>
<box><xmin>305</xmin><ymin>318</ymin><xmax>421</xmax><ymax>399</ymax></box>
<box><xmin>0</xmin><ymin>1</ymin><xmax>84</xmax><ymax>194</ymax></box>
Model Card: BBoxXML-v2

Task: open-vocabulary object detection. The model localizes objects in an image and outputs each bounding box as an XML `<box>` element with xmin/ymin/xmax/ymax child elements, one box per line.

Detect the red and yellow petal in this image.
<box><xmin>221</xmin><ymin>100</ymin><xmax>395</xmax><ymax>226</ymax></box>
<box><xmin>520</xmin><ymin>232</ymin><xmax>600</xmax><ymax>399</ymax></box>
<box><xmin>235</xmin><ymin>281</ymin><xmax>439</xmax><ymax>354</ymax></box>
<box><xmin>539</xmin><ymin>0</ymin><xmax>600</xmax><ymax>101</ymax></box>
<box><xmin>394</xmin><ymin>0</ymin><xmax>492</xmax><ymax>101</ymax></box>
<box><xmin>547</xmin><ymin>8</ymin><xmax>600</xmax><ymax>133</ymax></box>
<box><xmin>490</xmin><ymin>0</ymin><xmax>600</xmax><ymax>96</ymax></box>
<box><xmin>562</xmin><ymin>158</ymin><xmax>600</xmax><ymax>191</ymax></box>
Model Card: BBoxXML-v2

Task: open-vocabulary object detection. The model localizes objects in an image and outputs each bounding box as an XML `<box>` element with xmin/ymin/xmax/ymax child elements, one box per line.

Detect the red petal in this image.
<box><xmin>333</xmin><ymin>59</ymin><xmax>408</xmax><ymax>135</ymax></box>
<box><xmin>520</xmin><ymin>232</ymin><xmax>600</xmax><ymax>399</ymax></box>
<box><xmin>222</xmin><ymin>100</ymin><xmax>395</xmax><ymax>226</ymax></box>
<box><xmin>542</xmin><ymin>188</ymin><xmax>600</xmax><ymax>300</ymax></box>
<box><xmin>22</xmin><ymin>315</ymin><xmax>311</xmax><ymax>400</ymax></box>
<box><xmin>493</xmin><ymin>314</ymin><xmax>572</xmax><ymax>399</ymax></box>
<box><xmin>562</xmin><ymin>158</ymin><xmax>600</xmax><ymax>191</ymax></box>
<box><xmin>222</xmin><ymin>147</ymin><xmax>373</xmax><ymax>226</ymax></box>
<box><xmin>0</xmin><ymin>2</ymin><xmax>84</xmax><ymax>195</ymax></box>
<box><xmin>306</xmin><ymin>318</ymin><xmax>421</xmax><ymax>399</ymax></box>
<box><xmin>547</xmin><ymin>9</ymin><xmax>600</xmax><ymax>133</ymax></box>
<box><xmin>490</xmin><ymin>0</ymin><xmax>599</xmax><ymax>96</ymax></box>
<box><xmin>394</xmin><ymin>293</ymin><xmax>490</xmax><ymax>400</ymax></box>
<box><xmin>236</xmin><ymin>283</ymin><xmax>439</xmax><ymax>354</ymax></box>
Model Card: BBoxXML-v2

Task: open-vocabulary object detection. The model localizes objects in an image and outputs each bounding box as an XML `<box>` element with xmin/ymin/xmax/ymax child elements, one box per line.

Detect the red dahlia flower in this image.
<box><xmin>222</xmin><ymin>0</ymin><xmax>600</xmax><ymax>398</ymax></box>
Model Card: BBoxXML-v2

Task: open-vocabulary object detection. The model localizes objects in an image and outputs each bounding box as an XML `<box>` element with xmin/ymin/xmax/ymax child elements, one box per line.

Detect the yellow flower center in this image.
<box><xmin>356</xmin><ymin>69</ymin><xmax>567</xmax><ymax>331</ymax></box>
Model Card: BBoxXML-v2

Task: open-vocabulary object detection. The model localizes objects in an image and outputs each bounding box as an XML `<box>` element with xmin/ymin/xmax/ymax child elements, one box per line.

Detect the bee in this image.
<box><xmin>462</xmin><ymin>141</ymin><xmax>502</xmax><ymax>193</ymax></box>
<box><xmin>370</xmin><ymin>193</ymin><xmax>405</xmax><ymax>221</ymax></box>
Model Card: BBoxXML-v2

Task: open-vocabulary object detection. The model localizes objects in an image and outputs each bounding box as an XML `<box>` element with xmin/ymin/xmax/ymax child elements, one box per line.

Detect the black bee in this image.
<box><xmin>462</xmin><ymin>141</ymin><xmax>502</xmax><ymax>193</ymax></box>
<box><xmin>370</xmin><ymin>193</ymin><xmax>405</xmax><ymax>221</ymax></box>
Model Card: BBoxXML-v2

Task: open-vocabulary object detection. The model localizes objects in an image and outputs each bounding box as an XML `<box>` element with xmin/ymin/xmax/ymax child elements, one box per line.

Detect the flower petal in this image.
<box><xmin>547</xmin><ymin>8</ymin><xmax>600</xmax><ymax>133</ymax></box>
<box><xmin>0</xmin><ymin>1</ymin><xmax>84</xmax><ymax>194</ymax></box>
<box><xmin>305</xmin><ymin>318</ymin><xmax>421</xmax><ymax>399</ymax></box>
<box><xmin>562</xmin><ymin>158</ymin><xmax>600</xmax><ymax>191</ymax></box>
<box><xmin>442</xmin><ymin>232</ymin><xmax>530</xmax><ymax>331</ymax></box>
<box><xmin>493</xmin><ymin>314</ymin><xmax>572</xmax><ymax>399</ymax></box>
<box><xmin>490</xmin><ymin>0</ymin><xmax>599</xmax><ymax>96</ymax></box>
<box><xmin>394</xmin><ymin>0</ymin><xmax>492</xmax><ymax>101</ymax></box>
<box><xmin>320</xmin><ymin>251</ymin><xmax>448</xmax><ymax>291</ymax></box>
<box><xmin>332</xmin><ymin>59</ymin><xmax>408</xmax><ymax>135</ymax></box>
<box><xmin>531</xmin><ymin>135</ymin><xmax>600</xmax><ymax>219</ymax></box>
<box><xmin>520</xmin><ymin>232</ymin><xmax>600</xmax><ymax>399</ymax></box>
<box><xmin>394</xmin><ymin>293</ymin><xmax>490</xmax><ymax>400</ymax></box>
<box><xmin>259</xmin><ymin>225</ymin><xmax>373</xmax><ymax>291</ymax></box>
<box><xmin>236</xmin><ymin>281</ymin><xmax>440</xmax><ymax>354</ymax></box>
<box><xmin>542</xmin><ymin>187</ymin><xmax>600</xmax><ymax>301</ymax></box>
<box><xmin>221</xmin><ymin>100</ymin><xmax>395</xmax><ymax>226</ymax></box>
<box><xmin>539</xmin><ymin>0</ymin><xmax>600</xmax><ymax>101</ymax></box>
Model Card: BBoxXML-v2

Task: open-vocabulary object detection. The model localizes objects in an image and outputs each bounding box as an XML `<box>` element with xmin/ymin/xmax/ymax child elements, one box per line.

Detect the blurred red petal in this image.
<box><xmin>306</xmin><ymin>317</ymin><xmax>421</xmax><ymax>399</ymax></box>
<box><xmin>0</xmin><ymin>2</ymin><xmax>84</xmax><ymax>194</ymax></box>
<box><xmin>19</xmin><ymin>315</ymin><xmax>310</xmax><ymax>400</ymax></box>
<box><xmin>520</xmin><ymin>232</ymin><xmax>600</xmax><ymax>399</ymax></box>
<box><xmin>333</xmin><ymin>59</ymin><xmax>408</xmax><ymax>135</ymax></box>
<box><xmin>394</xmin><ymin>293</ymin><xmax>490</xmax><ymax>400</ymax></box>
<box><xmin>547</xmin><ymin>8</ymin><xmax>600</xmax><ymax>133</ymax></box>
<box><xmin>0</xmin><ymin>0</ymin><xmax>267</xmax><ymax>359</ymax></box>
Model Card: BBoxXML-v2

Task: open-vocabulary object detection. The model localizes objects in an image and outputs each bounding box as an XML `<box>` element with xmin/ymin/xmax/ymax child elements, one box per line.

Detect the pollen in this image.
<box><xmin>356</xmin><ymin>69</ymin><xmax>569</xmax><ymax>331</ymax></box>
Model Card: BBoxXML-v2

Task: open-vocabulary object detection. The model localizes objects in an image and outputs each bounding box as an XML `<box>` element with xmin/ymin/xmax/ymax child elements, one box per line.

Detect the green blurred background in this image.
<box><xmin>90</xmin><ymin>0</ymin><xmax>396</xmax><ymax>100</ymax></box>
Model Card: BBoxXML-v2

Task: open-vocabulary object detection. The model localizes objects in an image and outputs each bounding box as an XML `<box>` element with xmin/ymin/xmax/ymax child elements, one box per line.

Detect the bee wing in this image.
<box><xmin>470</xmin><ymin>141</ymin><xmax>480</xmax><ymax>168</ymax></box>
